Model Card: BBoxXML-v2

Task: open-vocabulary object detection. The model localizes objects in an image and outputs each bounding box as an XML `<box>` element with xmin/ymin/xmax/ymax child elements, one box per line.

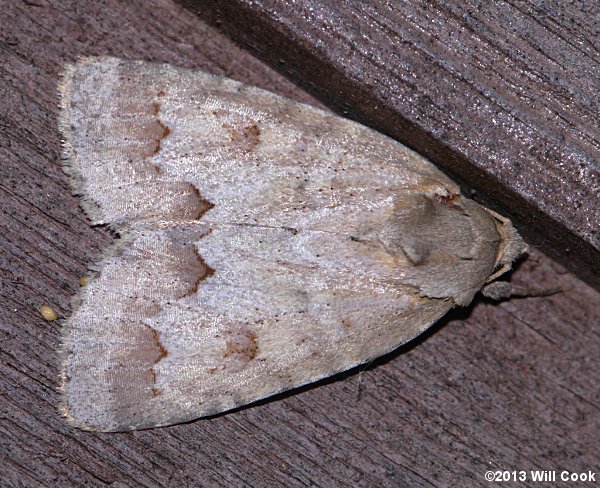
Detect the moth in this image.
<box><xmin>58</xmin><ymin>57</ymin><xmax>527</xmax><ymax>431</ymax></box>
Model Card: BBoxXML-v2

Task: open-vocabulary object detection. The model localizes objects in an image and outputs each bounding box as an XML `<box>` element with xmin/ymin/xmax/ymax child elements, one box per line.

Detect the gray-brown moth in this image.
<box><xmin>57</xmin><ymin>57</ymin><xmax>526</xmax><ymax>431</ymax></box>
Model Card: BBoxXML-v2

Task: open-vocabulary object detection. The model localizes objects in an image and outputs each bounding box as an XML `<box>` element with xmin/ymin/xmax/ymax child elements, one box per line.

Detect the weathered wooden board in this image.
<box><xmin>0</xmin><ymin>1</ymin><xmax>598</xmax><ymax>486</ymax></box>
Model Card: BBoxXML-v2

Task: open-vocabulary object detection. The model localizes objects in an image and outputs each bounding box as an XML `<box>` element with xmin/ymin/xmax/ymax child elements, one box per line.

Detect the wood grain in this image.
<box><xmin>182</xmin><ymin>0</ymin><xmax>600</xmax><ymax>290</ymax></box>
<box><xmin>0</xmin><ymin>1</ymin><xmax>598</xmax><ymax>486</ymax></box>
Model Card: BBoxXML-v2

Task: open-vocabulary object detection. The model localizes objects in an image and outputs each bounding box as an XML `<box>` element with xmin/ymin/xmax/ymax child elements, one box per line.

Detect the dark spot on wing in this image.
<box><xmin>144</xmin><ymin>324</ymin><xmax>169</xmax><ymax>397</ymax></box>
<box><xmin>223</xmin><ymin>119</ymin><xmax>261</xmax><ymax>153</ymax></box>
<box><xmin>180</xmin><ymin>245</ymin><xmax>215</xmax><ymax>298</ymax></box>
<box><xmin>224</xmin><ymin>330</ymin><xmax>259</xmax><ymax>362</ymax></box>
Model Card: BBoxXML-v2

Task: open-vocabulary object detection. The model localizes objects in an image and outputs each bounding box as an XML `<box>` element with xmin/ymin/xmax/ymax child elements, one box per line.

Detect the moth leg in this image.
<box><xmin>481</xmin><ymin>281</ymin><xmax>562</xmax><ymax>301</ymax></box>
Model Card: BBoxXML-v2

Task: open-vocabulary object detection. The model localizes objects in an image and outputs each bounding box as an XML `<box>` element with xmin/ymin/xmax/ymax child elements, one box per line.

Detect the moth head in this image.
<box><xmin>485</xmin><ymin>211</ymin><xmax>529</xmax><ymax>283</ymax></box>
<box><xmin>378</xmin><ymin>193</ymin><xmax>525</xmax><ymax>306</ymax></box>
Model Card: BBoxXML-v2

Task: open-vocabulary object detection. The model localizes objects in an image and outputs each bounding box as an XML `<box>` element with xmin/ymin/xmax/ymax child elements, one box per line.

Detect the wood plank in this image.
<box><xmin>182</xmin><ymin>0</ymin><xmax>600</xmax><ymax>290</ymax></box>
<box><xmin>0</xmin><ymin>1</ymin><xmax>598</xmax><ymax>486</ymax></box>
